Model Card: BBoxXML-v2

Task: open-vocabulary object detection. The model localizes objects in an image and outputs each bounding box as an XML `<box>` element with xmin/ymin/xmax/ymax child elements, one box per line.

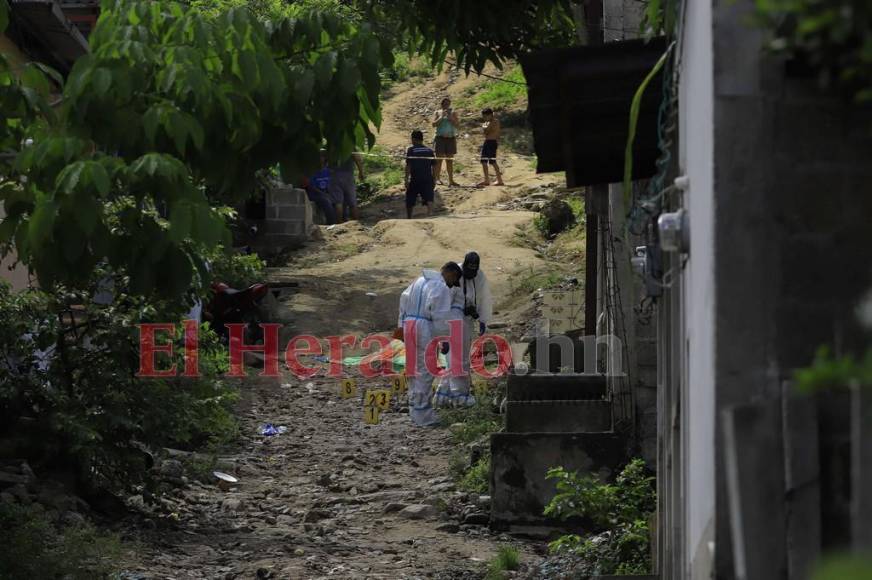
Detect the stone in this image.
<box><xmin>159</xmin><ymin>459</ymin><xmax>185</xmax><ymax>480</ymax></box>
<box><xmin>60</xmin><ymin>510</ymin><xmax>87</xmax><ymax>527</ymax></box>
<box><xmin>462</xmin><ymin>512</ymin><xmax>490</xmax><ymax>525</ymax></box>
<box><xmin>128</xmin><ymin>495</ymin><xmax>146</xmax><ymax>510</ymax></box>
<box><xmin>539</xmin><ymin>198</ymin><xmax>576</xmax><ymax>237</ymax></box>
<box><xmin>431</xmin><ymin>482</ymin><xmax>455</xmax><ymax>493</ymax></box>
<box><xmin>221</xmin><ymin>498</ymin><xmax>244</xmax><ymax>512</ymax></box>
<box><xmin>398</xmin><ymin>504</ymin><xmax>438</xmax><ymax>520</ymax></box>
<box><xmin>303</xmin><ymin>508</ymin><xmax>331</xmax><ymax>522</ymax></box>
<box><xmin>435</xmin><ymin>523</ymin><xmax>460</xmax><ymax>533</ymax></box>
<box><xmin>383</xmin><ymin>502</ymin><xmax>407</xmax><ymax>514</ymax></box>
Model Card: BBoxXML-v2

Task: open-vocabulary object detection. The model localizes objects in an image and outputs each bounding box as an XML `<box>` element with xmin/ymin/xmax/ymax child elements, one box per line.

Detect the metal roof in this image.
<box><xmin>521</xmin><ymin>37</ymin><xmax>667</xmax><ymax>187</ymax></box>
<box><xmin>8</xmin><ymin>0</ymin><xmax>90</xmax><ymax>74</ymax></box>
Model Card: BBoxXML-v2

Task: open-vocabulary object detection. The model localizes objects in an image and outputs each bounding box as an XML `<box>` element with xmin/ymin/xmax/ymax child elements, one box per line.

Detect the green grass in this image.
<box><xmin>513</xmin><ymin>267</ymin><xmax>563</xmax><ymax>295</ymax></box>
<box><xmin>442</xmin><ymin>394</ymin><xmax>502</xmax><ymax>494</ymax></box>
<box><xmin>359</xmin><ymin>145</ymin><xmax>404</xmax><ymax>202</ymax></box>
<box><xmin>469</xmin><ymin>65</ymin><xmax>527</xmax><ymax>110</ymax></box>
<box><xmin>485</xmin><ymin>545</ymin><xmax>521</xmax><ymax>580</ymax></box>
<box><xmin>381</xmin><ymin>52</ymin><xmax>434</xmax><ymax>88</ymax></box>
<box><xmin>442</xmin><ymin>402</ymin><xmax>501</xmax><ymax>445</ymax></box>
<box><xmin>461</xmin><ymin>455</ymin><xmax>490</xmax><ymax>493</ymax></box>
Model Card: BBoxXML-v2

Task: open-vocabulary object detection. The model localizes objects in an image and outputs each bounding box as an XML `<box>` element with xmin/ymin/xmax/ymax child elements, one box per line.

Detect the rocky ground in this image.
<box><xmin>105</xmin><ymin>66</ymin><xmax>586</xmax><ymax>578</ymax></box>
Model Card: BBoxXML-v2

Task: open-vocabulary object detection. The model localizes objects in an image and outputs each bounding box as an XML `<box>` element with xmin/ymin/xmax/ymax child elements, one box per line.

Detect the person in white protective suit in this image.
<box><xmin>397</xmin><ymin>262</ymin><xmax>463</xmax><ymax>426</ymax></box>
<box><xmin>434</xmin><ymin>251</ymin><xmax>493</xmax><ymax>407</ymax></box>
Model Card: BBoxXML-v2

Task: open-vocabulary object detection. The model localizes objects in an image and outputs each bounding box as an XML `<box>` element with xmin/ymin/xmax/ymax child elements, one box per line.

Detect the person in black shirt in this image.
<box><xmin>404</xmin><ymin>130</ymin><xmax>436</xmax><ymax>219</ymax></box>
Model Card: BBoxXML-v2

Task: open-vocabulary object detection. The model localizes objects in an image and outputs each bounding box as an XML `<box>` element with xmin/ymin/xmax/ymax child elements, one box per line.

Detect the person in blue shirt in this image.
<box><xmin>404</xmin><ymin>130</ymin><xmax>436</xmax><ymax>219</ymax></box>
<box><xmin>303</xmin><ymin>150</ymin><xmax>338</xmax><ymax>225</ymax></box>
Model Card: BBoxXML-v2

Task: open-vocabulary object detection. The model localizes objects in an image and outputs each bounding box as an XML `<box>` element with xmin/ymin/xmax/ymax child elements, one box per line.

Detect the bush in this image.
<box><xmin>754</xmin><ymin>0</ymin><xmax>872</xmax><ymax>102</ymax></box>
<box><xmin>544</xmin><ymin>458</ymin><xmax>655</xmax><ymax>575</ymax></box>
<box><xmin>461</xmin><ymin>65</ymin><xmax>527</xmax><ymax>111</ymax></box>
<box><xmin>485</xmin><ymin>545</ymin><xmax>521</xmax><ymax>580</ymax></box>
<box><xmin>460</xmin><ymin>455</ymin><xmax>490</xmax><ymax>493</ymax></box>
<box><xmin>0</xmin><ymin>503</ymin><xmax>121</xmax><ymax>579</ymax></box>
<box><xmin>0</xmin><ymin>277</ymin><xmax>238</xmax><ymax>489</ymax></box>
<box><xmin>359</xmin><ymin>146</ymin><xmax>405</xmax><ymax>201</ymax></box>
<box><xmin>382</xmin><ymin>52</ymin><xmax>433</xmax><ymax>87</ymax></box>
<box><xmin>207</xmin><ymin>248</ymin><xmax>266</xmax><ymax>289</ymax></box>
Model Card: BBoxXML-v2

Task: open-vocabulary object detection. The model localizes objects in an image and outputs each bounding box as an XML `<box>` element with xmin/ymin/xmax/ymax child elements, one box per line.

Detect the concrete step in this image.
<box><xmin>490</xmin><ymin>432</ymin><xmax>627</xmax><ymax>529</ymax></box>
<box><xmin>507</xmin><ymin>373</ymin><xmax>607</xmax><ymax>402</ymax></box>
<box><xmin>506</xmin><ymin>399</ymin><xmax>612</xmax><ymax>433</ymax></box>
<box><xmin>528</xmin><ymin>333</ymin><xmax>591</xmax><ymax>374</ymax></box>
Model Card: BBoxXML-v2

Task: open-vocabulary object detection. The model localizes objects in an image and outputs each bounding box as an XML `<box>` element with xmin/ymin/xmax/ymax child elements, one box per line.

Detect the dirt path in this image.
<box><xmin>121</xmin><ymin>69</ymin><xmax>564</xmax><ymax>579</ymax></box>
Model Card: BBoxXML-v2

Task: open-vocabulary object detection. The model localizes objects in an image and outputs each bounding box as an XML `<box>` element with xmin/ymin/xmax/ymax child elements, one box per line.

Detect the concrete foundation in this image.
<box><xmin>507</xmin><ymin>373</ymin><xmax>607</xmax><ymax>401</ymax></box>
<box><xmin>490</xmin><ymin>432</ymin><xmax>626</xmax><ymax>528</ymax></box>
<box><xmin>505</xmin><ymin>400</ymin><xmax>612</xmax><ymax>433</ymax></box>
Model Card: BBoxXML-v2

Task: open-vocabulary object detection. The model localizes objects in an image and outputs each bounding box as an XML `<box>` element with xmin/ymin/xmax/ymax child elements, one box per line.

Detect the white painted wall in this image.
<box><xmin>678</xmin><ymin>0</ymin><xmax>716</xmax><ymax>577</ymax></box>
<box><xmin>0</xmin><ymin>206</ymin><xmax>31</xmax><ymax>291</ymax></box>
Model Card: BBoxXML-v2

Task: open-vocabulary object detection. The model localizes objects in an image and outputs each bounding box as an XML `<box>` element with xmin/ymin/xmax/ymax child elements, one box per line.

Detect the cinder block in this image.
<box><xmin>277</xmin><ymin>206</ymin><xmax>306</xmax><ymax>220</ymax></box>
<box><xmin>268</xmin><ymin>186</ymin><xmax>306</xmax><ymax>207</ymax></box>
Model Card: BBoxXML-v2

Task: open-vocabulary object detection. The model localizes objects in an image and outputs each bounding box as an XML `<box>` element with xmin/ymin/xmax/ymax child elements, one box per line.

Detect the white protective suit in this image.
<box><xmin>398</xmin><ymin>269</ymin><xmax>454</xmax><ymax>426</ymax></box>
<box><xmin>434</xmin><ymin>267</ymin><xmax>492</xmax><ymax>407</ymax></box>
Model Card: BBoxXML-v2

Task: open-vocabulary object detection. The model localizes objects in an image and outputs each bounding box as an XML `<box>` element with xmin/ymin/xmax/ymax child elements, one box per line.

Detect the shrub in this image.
<box><xmin>0</xmin><ymin>277</ymin><xmax>238</xmax><ymax>489</ymax></box>
<box><xmin>485</xmin><ymin>545</ymin><xmax>521</xmax><ymax>580</ymax></box>
<box><xmin>460</xmin><ymin>455</ymin><xmax>490</xmax><ymax>493</ymax></box>
<box><xmin>462</xmin><ymin>65</ymin><xmax>527</xmax><ymax>111</ymax></box>
<box><xmin>207</xmin><ymin>248</ymin><xmax>266</xmax><ymax>290</ymax></box>
<box><xmin>0</xmin><ymin>503</ymin><xmax>121</xmax><ymax>579</ymax></box>
<box><xmin>544</xmin><ymin>458</ymin><xmax>655</xmax><ymax>575</ymax></box>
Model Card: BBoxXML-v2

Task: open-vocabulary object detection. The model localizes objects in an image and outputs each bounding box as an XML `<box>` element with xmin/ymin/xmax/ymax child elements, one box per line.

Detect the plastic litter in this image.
<box><xmin>365</xmin><ymin>292</ymin><xmax>378</xmax><ymax>297</ymax></box>
<box><xmin>213</xmin><ymin>471</ymin><xmax>238</xmax><ymax>490</ymax></box>
<box><xmin>260</xmin><ymin>424</ymin><xmax>287</xmax><ymax>436</ymax></box>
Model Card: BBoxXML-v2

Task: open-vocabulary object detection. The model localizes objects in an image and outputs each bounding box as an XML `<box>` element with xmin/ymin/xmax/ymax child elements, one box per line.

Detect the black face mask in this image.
<box><xmin>462</xmin><ymin>252</ymin><xmax>480</xmax><ymax>279</ymax></box>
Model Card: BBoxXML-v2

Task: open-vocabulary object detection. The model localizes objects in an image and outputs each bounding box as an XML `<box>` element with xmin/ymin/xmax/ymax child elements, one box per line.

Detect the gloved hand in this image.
<box><xmin>441</xmin><ymin>341</ymin><xmax>450</xmax><ymax>355</ymax></box>
<box><xmin>479</xmin><ymin>322</ymin><xmax>486</xmax><ymax>336</ymax></box>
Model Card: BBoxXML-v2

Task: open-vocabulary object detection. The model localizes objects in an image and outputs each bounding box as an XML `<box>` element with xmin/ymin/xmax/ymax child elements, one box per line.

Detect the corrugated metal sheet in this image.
<box><xmin>8</xmin><ymin>0</ymin><xmax>89</xmax><ymax>73</ymax></box>
<box><xmin>521</xmin><ymin>37</ymin><xmax>667</xmax><ymax>187</ymax></box>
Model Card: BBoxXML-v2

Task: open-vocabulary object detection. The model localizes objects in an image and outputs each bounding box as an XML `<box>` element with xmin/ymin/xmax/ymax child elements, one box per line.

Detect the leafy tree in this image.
<box><xmin>360</xmin><ymin>0</ymin><xmax>579</xmax><ymax>72</ymax></box>
<box><xmin>1</xmin><ymin>0</ymin><xmax>584</xmax><ymax>298</ymax></box>
<box><xmin>0</xmin><ymin>0</ymin><xmax>387</xmax><ymax>296</ymax></box>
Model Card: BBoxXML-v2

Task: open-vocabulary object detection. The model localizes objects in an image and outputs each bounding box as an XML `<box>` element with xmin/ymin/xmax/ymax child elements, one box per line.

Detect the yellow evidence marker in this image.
<box><xmin>391</xmin><ymin>375</ymin><xmax>407</xmax><ymax>395</ymax></box>
<box><xmin>340</xmin><ymin>378</ymin><xmax>356</xmax><ymax>399</ymax></box>
<box><xmin>364</xmin><ymin>405</ymin><xmax>381</xmax><ymax>425</ymax></box>
<box><xmin>365</xmin><ymin>389</ymin><xmax>392</xmax><ymax>411</ymax></box>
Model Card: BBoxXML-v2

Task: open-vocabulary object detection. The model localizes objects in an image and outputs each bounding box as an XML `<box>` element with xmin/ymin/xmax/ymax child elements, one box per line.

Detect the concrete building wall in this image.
<box><xmin>659</xmin><ymin>0</ymin><xmax>872</xmax><ymax>577</ymax></box>
<box><xmin>679</xmin><ymin>0</ymin><xmax>716</xmax><ymax>578</ymax></box>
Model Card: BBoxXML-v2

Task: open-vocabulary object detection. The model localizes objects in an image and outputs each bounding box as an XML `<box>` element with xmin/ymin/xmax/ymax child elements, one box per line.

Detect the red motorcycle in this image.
<box><xmin>205</xmin><ymin>281</ymin><xmax>270</xmax><ymax>343</ymax></box>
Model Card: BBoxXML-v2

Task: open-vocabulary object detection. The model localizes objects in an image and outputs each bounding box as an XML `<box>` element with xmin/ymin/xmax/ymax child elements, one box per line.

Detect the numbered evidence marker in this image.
<box><xmin>391</xmin><ymin>375</ymin><xmax>407</xmax><ymax>395</ymax></box>
<box><xmin>364</xmin><ymin>389</ymin><xmax>392</xmax><ymax>411</ymax></box>
<box><xmin>340</xmin><ymin>378</ymin><xmax>356</xmax><ymax>399</ymax></box>
<box><xmin>473</xmin><ymin>379</ymin><xmax>489</xmax><ymax>399</ymax></box>
<box><xmin>364</xmin><ymin>405</ymin><xmax>381</xmax><ymax>425</ymax></box>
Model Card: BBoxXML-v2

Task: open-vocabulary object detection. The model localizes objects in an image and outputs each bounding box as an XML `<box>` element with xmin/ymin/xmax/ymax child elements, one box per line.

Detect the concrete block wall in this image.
<box><xmin>261</xmin><ymin>186</ymin><xmax>312</xmax><ymax>252</ymax></box>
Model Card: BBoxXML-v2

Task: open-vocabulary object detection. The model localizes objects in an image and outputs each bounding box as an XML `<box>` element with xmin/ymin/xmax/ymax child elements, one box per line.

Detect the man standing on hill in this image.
<box><xmin>328</xmin><ymin>152</ymin><xmax>365</xmax><ymax>222</ymax></box>
<box><xmin>432</xmin><ymin>98</ymin><xmax>460</xmax><ymax>187</ymax></box>
<box><xmin>477</xmin><ymin>108</ymin><xmax>504</xmax><ymax>187</ymax></box>
<box><xmin>405</xmin><ymin>130</ymin><xmax>436</xmax><ymax>219</ymax></box>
